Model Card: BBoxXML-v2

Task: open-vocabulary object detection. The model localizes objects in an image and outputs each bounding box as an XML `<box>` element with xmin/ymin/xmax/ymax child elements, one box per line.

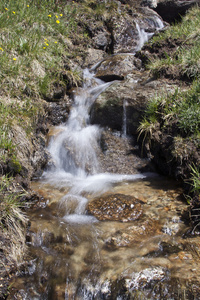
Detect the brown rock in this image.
<box><xmin>87</xmin><ymin>193</ymin><xmax>143</xmax><ymax>222</ymax></box>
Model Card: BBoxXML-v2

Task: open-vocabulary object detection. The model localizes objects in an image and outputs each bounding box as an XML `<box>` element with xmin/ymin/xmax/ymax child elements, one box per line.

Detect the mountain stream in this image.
<box><xmin>8</xmin><ymin>19</ymin><xmax>200</xmax><ymax>300</ymax></box>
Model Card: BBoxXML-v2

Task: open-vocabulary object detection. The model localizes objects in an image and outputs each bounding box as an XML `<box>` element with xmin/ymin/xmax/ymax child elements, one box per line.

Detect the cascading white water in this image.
<box><xmin>44</xmin><ymin>69</ymin><xmax>146</xmax><ymax>223</ymax></box>
<box><xmin>43</xmin><ymin>18</ymin><xmax>165</xmax><ymax>223</ymax></box>
<box><xmin>47</xmin><ymin>71</ymin><xmax>111</xmax><ymax>177</ymax></box>
<box><xmin>135</xmin><ymin>16</ymin><xmax>164</xmax><ymax>52</ymax></box>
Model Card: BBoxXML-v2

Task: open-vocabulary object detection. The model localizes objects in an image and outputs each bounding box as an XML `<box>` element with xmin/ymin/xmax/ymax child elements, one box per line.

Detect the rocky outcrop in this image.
<box><xmin>91</xmin><ymin>53</ymin><xmax>179</xmax><ymax>135</ymax></box>
<box><xmin>108</xmin><ymin>7</ymin><xmax>164</xmax><ymax>54</ymax></box>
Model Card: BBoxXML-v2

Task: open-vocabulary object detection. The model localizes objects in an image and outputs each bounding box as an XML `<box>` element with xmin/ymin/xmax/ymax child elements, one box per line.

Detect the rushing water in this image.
<box><xmin>8</xmin><ymin>19</ymin><xmax>200</xmax><ymax>300</ymax></box>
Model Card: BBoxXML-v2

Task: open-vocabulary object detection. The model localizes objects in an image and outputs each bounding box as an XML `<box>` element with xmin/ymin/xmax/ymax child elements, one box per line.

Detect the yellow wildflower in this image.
<box><xmin>48</xmin><ymin>14</ymin><xmax>51</xmax><ymax>17</ymax></box>
<box><xmin>60</xmin><ymin>14</ymin><xmax>63</xmax><ymax>17</ymax></box>
<box><xmin>54</xmin><ymin>41</ymin><xmax>58</xmax><ymax>44</ymax></box>
<box><xmin>55</xmin><ymin>15</ymin><xmax>58</xmax><ymax>18</ymax></box>
<box><xmin>5</xmin><ymin>8</ymin><xmax>8</xmax><ymax>11</ymax></box>
<box><xmin>43</xmin><ymin>47</ymin><xmax>46</xmax><ymax>49</ymax></box>
<box><xmin>12</xmin><ymin>11</ymin><xmax>16</xmax><ymax>14</ymax></box>
<box><xmin>27</xmin><ymin>5</ymin><xmax>29</xmax><ymax>7</ymax></box>
<box><xmin>45</xmin><ymin>42</ymin><xmax>49</xmax><ymax>46</ymax></box>
<box><xmin>13</xmin><ymin>58</ymin><xmax>17</xmax><ymax>61</ymax></box>
<box><xmin>56</xmin><ymin>20</ymin><xmax>60</xmax><ymax>24</ymax></box>
<box><xmin>0</xmin><ymin>48</ymin><xmax>4</xmax><ymax>51</ymax></box>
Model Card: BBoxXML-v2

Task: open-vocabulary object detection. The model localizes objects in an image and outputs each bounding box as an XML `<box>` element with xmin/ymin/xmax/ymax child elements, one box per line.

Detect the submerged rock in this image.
<box><xmin>87</xmin><ymin>193</ymin><xmax>143</xmax><ymax>222</ymax></box>
<box><xmin>104</xmin><ymin>219</ymin><xmax>161</xmax><ymax>248</ymax></box>
<box><xmin>125</xmin><ymin>266</ymin><xmax>167</xmax><ymax>290</ymax></box>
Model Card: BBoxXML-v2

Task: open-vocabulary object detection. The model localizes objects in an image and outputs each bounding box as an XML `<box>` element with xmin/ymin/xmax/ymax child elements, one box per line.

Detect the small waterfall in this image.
<box><xmin>44</xmin><ymin>17</ymin><xmax>166</xmax><ymax>220</ymax></box>
<box><xmin>135</xmin><ymin>22</ymin><xmax>152</xmax><ymax>52</ymax></box>
<box><xmin>122</xmin><ymin>99</ymin><xmax>128</xmax><ymax>136</ymax></box>
<box><xmin>47</xmin><ymin>71</ymin><xmax>113</xmax><ymax>177</ymax></box>
<box><xmin>135</xmin><ymin>16</ymin><xmax>164</xmax><ymax>52</ymax></box>
<box><xmin>45</xmin><ymin>69</ymin><xmax>146</xmax><ymax>223</ymax></box>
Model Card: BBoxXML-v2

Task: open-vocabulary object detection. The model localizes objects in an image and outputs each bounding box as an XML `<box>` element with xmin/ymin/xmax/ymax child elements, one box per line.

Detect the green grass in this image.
<box><xmin>0</xmin><ymin>0</ymin><xmax>87</xmax><ymax>167</ymax></box>
<box><xmin>190</xmin><ymin>164</ymin><xmax>200</xmax><ymax>195</ymax></box>
<box><xmin>147</xmin><ymin>6</ymin><xmax>200</xmax><ymax>80</ymax></box>
<box><xmin>139</xmin><ymin>6</ymin><xmax>200</xmax><ymax>198</ymax></box>
<box><xmin>0</xmin><ymin>0</ymin><xmax>84</xmax><ymax>100</ymax></box>
<box><xmin>138</xmin><ymin>80</ymin><xmax>200</xmax><ymax>140</ymax></box>
<box><xmin>0</xmin><ymin>175</ymin><xmax>27</xmax><ymax>264</ymax></box>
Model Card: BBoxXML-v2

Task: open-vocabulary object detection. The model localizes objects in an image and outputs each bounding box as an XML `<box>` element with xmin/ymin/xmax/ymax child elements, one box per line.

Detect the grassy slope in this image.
<box><xmin>138</xmin><ymin>6</ymin><xmax>200</xmax><ymax>203</ymax></box>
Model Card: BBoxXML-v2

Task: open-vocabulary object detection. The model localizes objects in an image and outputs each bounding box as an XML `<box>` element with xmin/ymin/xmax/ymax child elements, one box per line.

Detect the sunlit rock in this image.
<box><xmin>87</xmin><ymin>193</ymin><xmax>143</xmax><ymax>222</ymax></box>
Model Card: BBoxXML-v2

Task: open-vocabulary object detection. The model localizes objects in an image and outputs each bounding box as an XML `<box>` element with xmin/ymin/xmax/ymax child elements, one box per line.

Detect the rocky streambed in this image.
<box><xmin>7</xmin><ymin>174</ymin><xmax>200</xmax><ymax>299</ymax></box>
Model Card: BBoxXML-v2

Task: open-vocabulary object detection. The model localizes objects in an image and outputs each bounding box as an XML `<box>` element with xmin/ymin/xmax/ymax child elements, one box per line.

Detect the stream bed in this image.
<box><xmin>8</xmin><ymin>172</ymin><xmax>200</xmax><ymax>300</ymax></box>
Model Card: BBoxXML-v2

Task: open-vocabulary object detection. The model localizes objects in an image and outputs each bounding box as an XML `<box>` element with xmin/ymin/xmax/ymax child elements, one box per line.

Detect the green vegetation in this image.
<box><xmin>139</xmin><ymin>80</ymin><xmax>200</xmax><ymax>138</ymax></box>
<box><xmin>0</xmin><ymin>0</ymin><xmax>119</xmax><ymax>165</ymax></box>
<box><xmin>138</xmin><ymin>6</ymin><xmax>200</xmax><ymax>200</ymax></box>
<box><xmin>148</xmin><ymin>5</ymin><xmax>200</xmax><ymax>79</ymax></box>
<box><xmin>0</xmin><ymin>0</ymin><xmax>83</xmax><ymax>100</ymax></box>
<box><xmin>190</xmin><ymin>164</ymin><xmax>200</xmax><ymax>195</ymax></box>
<box><xmin>0</xmin><ymin>175</ymin><xmax>27</xmax><ymax>265</ymax></box>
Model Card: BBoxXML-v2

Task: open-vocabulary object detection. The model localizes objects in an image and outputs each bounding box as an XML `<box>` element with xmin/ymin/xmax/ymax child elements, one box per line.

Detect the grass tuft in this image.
<box><xmin>0</xmin><ymin>175</ymin><xmax>28</xmax><ymax>265</ymax></box>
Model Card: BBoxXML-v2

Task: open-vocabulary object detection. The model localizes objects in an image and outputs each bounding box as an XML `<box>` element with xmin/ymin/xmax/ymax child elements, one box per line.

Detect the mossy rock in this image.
<box><xmin>7</xmin><ymin>158</ymin><xmax>22</xmax><ymax>174</ymax></box>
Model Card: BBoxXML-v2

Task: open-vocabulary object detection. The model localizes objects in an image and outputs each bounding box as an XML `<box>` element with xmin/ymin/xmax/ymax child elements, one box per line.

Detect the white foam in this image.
<box><xmin>63</xmin><ymin>214</ymin><xmax>98</xmax><ymax>224</ymax></box>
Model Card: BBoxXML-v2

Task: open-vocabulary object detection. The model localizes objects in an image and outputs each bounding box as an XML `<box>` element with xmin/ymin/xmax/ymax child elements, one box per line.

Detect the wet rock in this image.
<box><xmin>93</xmin><ymin>30</ymin><xmax>112</xmax><ymax>51</ymax></box>
<box><xmin>85</xmin><ymin>20</ymin><xmax>112</xmax><ymax>52</ymax></box>
<box><xmin>79</xmin><ymin>279</ymin><xmax>112</xmax><ymax>300</ymax></box>
<box><xmin>125</xmin><ymin>266</ymin><xmax>167</xmax><ymax>290</ymax></box>
<box><xmin>92</xmin><ymin>72</ymin><xmax>179</xmax><ymax>134</ymax></box>
<box><xmin>87</xmin><ymin>193</ymin><xmax>143</xmax><ymax>222</ymax></box>
<box><xmin>104</xmin><ymin>219</ymin><xmax>161</xmax><ymax>248</ymax></box>
<box><xmin>46</xmin><ymin>98</ymin><xmax>71</xmax><ymax>126</ymax></box>
<box><xmin>98</xmin><ymin>130</ymin><xmax>153</xmax><ymax>174</ymax></box>
<box><xmin>109</xmin><ymin>6</ymin><xmax>163</xmax><ymax>53</ymax></box>
<box><xmin>95</xmin><ymin>54</ymin><xmax>142</xmax><ymax>82</ymax></box>
<box><xmin>83</xmin><ymin>48</ymin><xmax>106</xmax><ymax>68</ymax></box>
